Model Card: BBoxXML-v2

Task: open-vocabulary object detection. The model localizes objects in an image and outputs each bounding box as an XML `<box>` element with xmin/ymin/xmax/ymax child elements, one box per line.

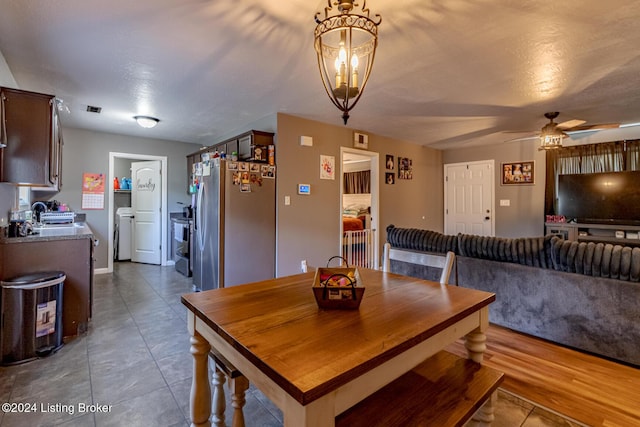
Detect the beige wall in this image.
<box><xmin>275</xmin><ymin>113</ymin><xmax>443</xmax><ymax>276</ymax></box>
<box><xmin>0</xmin><ymin>49</ymin><xmax>17</xmax><ymax>88</ymax></box>
<box><xmin>0</xmin><ymin>101</ymin><xmax>545</xmax><ymax>274</ymax></box>
<box><xmin>442</xmin><ymin>139</ymin><xmax>546</xmax><ymax>237</ymax></box>
<box><xmin>48</xmin><ymin>127</ymin><xmax>196</xmax><ymax>269</ymax></box>
<box><xmin>376</xmin><ymin>133</ymin><xmax>444</xmax><ymax>235</ymax></box>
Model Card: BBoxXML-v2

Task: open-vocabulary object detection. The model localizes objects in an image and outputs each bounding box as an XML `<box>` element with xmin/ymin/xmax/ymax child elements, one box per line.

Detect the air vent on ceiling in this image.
<box><xmin>86</xmin><ymin>105</ymin><xmax>102</xmax><ymax>113</ymax></box>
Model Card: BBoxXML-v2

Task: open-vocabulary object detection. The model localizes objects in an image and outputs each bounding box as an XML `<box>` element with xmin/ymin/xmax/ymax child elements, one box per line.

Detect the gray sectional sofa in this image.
<box><xmin>385</xmin><ymin>225</ymin><xmax>640</xmax><ymax>367</ymax></box>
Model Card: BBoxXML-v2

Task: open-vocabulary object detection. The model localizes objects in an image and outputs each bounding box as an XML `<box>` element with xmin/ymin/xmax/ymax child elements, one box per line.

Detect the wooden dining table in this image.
<box><xmin>181</xmin><ymin>268</ymin><xmax>495</xmax><ymax>427</ymax></box>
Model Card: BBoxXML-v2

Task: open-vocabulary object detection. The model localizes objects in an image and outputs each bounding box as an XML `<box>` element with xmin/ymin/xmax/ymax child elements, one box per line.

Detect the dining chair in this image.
<box><xmin>382</xmin><ymin>242</ymin><xmax>455</xmax><ymax>285</ymax></box>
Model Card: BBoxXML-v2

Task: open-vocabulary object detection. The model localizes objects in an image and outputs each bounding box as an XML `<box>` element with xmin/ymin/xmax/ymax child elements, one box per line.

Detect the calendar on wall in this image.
<box><xmin>81</xmin><ymin>172</ymin><xmax>105</xmax><ymax>210</ymax></box>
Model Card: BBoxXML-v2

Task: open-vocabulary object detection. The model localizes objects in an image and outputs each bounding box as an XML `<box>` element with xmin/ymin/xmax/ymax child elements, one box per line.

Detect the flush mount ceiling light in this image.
<box><xmin>538</xmin><ymin>112</ymin><xmax>567</xmax><ymax>150</ymax></box>
<box><xmin>314</xmin><ymin>0</ymin><xmax>381</xmax><ymax>125</ymax></box>
<box><xmin>134</xmin><ymin>115</ymin><xmax>159</xmax><ymax>129</ymax></box>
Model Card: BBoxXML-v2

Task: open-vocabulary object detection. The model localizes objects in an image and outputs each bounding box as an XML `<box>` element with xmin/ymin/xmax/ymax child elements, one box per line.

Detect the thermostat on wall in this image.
<box><xmin>298</xmin><ymin>184</ymin><xmax>311</xmax><ymax>195</ymax></box>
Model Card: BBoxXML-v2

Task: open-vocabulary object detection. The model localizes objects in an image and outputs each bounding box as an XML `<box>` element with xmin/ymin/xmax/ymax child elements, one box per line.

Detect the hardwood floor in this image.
<box><xmin>446</xmin><ymin>325</ymin><xmax>640</xmax><ymax>427</ymax></box>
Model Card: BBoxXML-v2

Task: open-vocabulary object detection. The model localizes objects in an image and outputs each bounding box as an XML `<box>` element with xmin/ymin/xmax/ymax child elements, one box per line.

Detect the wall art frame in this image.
<box><xmin>501</xmin><ymin>161</ymin><xmax>534</xmax><ymax>185</ymax></box>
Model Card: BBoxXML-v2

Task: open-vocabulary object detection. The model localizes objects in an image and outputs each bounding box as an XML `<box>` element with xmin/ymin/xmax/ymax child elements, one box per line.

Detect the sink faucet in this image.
<box><xmin>31</xmin><ymin>201</ymin><xmax>47</xmax><ymax>211</ymax></box>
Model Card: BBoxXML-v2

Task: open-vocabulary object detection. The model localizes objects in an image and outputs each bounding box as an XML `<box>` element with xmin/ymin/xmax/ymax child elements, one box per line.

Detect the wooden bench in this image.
<box><xmin>210</xmin><ymin>350</ymin><xmax>249</xmax><ymax>427</ymax></box>
<box><xmin>336</xmin><ymin>350</ymin><xmax>504</xmax><ymax>427</ymax></box>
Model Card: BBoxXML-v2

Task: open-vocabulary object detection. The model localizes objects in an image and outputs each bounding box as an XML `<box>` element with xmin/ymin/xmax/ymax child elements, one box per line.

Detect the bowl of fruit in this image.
<box><xmin>312</xmin><ymin>258</ymin><xmax>364</xmax><ymax>309</ymax></box>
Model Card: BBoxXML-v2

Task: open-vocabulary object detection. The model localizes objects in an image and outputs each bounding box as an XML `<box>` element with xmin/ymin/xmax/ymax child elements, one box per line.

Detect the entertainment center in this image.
<box><xmin>549</xmin><ymin>170</ymin><xmax>640</xmax><ymax>246</ymax></box>
<box><xmin>545</xmin><ymin>222</ymin><xmax>640</xmax><ymax>247</ymax></box>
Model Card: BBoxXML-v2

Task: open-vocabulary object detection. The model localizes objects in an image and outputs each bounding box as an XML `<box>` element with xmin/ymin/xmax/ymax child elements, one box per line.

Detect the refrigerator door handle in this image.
<box><xmin>196</xmin><ymin>182</ymin><xmax>205</xmax><ymax>251</ymax></box>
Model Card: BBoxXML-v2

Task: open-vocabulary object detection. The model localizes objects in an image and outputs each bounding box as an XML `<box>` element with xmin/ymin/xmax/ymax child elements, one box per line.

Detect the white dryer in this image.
<box><xmin>115</xmin><ymin>207</ymin><xmax>134</xmax><ymax>261</ymax></box>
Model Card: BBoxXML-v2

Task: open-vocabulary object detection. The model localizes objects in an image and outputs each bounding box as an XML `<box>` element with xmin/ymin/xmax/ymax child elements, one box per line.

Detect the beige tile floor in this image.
<box><xmin>0</xmin><ymin>262</ymin><xmax>581</xmax><ymax>426</ymax></box>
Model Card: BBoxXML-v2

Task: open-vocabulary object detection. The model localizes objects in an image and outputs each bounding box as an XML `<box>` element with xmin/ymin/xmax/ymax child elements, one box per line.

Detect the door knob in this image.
<box><xmin>484</xmin><ymin>216</ymin><xmax>490</xmax><ymax>220</ymax></box>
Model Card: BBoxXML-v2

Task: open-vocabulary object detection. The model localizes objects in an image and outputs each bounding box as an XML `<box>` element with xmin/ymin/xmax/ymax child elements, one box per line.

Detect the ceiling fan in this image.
<box><xmin>505</xmin><ymin>112</ymin><xmax>620</xmax><ymax>148</ymax></box>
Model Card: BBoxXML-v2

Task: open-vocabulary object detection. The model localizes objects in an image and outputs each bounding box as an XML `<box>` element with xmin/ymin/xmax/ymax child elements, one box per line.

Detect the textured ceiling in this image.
<box><xmin>1</xmin><ymin>0</ymin><xmax>640</xmax><ymax>150</ymax></box>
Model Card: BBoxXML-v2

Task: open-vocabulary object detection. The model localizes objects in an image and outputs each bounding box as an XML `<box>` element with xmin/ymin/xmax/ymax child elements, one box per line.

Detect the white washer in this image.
<box><xmin>116</xmin><ymin>207</ymin><xmax>134</xmax><ymax>261</ymax></box>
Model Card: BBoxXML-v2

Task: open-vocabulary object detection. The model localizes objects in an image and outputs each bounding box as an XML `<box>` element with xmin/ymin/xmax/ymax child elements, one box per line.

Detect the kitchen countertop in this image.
<box><xmin>0</xmin><ymin>223</ymin><xmax>94</xmax><ymax>244</ymax></box>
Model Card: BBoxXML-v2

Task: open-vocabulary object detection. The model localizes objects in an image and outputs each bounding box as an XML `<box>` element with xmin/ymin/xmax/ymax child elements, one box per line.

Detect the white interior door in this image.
<box><xmin>131</xmin><ymin>160</ymin><xmax>162</xmax><ymax>264</ymax></box>
<box><xmin>444</xmin><ymin>160</ymin><xmax>494</xmax><ymax>236</ymax></box>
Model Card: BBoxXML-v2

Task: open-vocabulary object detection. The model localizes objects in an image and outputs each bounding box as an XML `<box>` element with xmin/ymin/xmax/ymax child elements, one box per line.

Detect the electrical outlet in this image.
<box><xmin>301</xmin><ymin>260</ymin><xmax>308</xmax><ymax>272</ymax></box>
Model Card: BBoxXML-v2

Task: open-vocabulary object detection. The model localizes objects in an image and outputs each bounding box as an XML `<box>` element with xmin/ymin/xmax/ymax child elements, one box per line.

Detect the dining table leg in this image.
<box><xmin>464</xmin><ymin>329</ymin><xmax>487</xmax><ymax>363</ymax></box>
<box><xmin>212</xmin><ymin>367</ymin><xmax>226</xmax><ymax>427</ymax></box>
<box><xmin>468</xmin><ymin>390</ymin><xmax>498</xmax><ymax>426</ymax></box>
<box><xmin>465</xmin><ymin>328</ymin><xmax>495</xmax><ymax>425</ymax></box>
<box><xmin>190</xmin><ymin>333</ymin><xmax>212</xmax><ymax>427</ymax></box>
<box><xmin>283</xmin><ymin>393</ymin><xmax>335</xmax><ymax>427</ymax></box>
<box><xmin>230</xmin><ymin>375</ymin><xmax>249</xmax><ymax>427</ymax></box>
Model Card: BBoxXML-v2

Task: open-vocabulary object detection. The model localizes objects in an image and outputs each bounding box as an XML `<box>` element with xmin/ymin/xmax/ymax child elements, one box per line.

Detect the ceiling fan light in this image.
<box><xmin>539</xmin><ymin>133</ymin><xmax>564</xmax><ymax>150</ymax></box>
<box><xmin>538</xmin><ymin>112</ymin><xmax>566</xmax><ymax>150</ymax></box>
<box><xmin>134</xmin><ymin>115</ymin><xmax>159</xmax><ymax>128</ymax></box>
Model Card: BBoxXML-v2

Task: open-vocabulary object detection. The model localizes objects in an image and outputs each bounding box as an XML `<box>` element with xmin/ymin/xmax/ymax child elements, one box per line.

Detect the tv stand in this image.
<box><xmin>545</xmin><ymin>222</ymin><xmax>640</xmax><ymax>247</ymax></box>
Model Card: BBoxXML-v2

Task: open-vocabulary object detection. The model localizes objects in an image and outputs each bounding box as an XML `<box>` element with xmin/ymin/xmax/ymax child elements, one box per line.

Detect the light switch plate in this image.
<box><xmin>500</xmin><ymin>199</ymin><xmax>510</xmax><ymax>206</ymax></box>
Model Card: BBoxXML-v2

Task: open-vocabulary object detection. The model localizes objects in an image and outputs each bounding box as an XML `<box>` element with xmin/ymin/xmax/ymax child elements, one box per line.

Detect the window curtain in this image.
<box><xmin>580</xmin><ymin>142</ymin><xmax>624</xmax><ymax>173</ymax></box>
<box><xmin>627</xmin><ymin>140</ymin><xmax>640</xmax><ymax>170</ymax></box>
<box><xmin>343</xmin><ymin>170</ymin><xmax>371</xmax><ymax>194</ymax></box>
<box><xmin>544</xmin><ymin>141</ymin><xmax>630</xmax><ymax>215</ymax></box>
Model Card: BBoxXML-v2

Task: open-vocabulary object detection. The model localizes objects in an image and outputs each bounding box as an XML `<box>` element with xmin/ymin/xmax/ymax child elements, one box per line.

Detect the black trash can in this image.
<box><xmin>1</xmin><ymin>271</ymin><xmax>65</xmax><ymax>365</ymax></box>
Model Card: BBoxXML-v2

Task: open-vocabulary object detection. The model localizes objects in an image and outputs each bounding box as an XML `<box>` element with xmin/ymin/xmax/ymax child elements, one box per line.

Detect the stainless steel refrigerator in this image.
<box><xmin>192</xmin><ymin>158</ymin><xmax>275</xmax><ymax>291</ymax></box>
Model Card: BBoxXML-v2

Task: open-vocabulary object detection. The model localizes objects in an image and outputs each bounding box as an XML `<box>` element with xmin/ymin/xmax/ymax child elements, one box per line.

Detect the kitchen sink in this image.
<box><xmin>30</xmin><ymin>223</ymin><xmax>85</xmax><ymax>236</ymax></box>
<box><xmin>32</xmin><ymin>223</ymin><xmax>84</xmax><ymax>230</ymax></box>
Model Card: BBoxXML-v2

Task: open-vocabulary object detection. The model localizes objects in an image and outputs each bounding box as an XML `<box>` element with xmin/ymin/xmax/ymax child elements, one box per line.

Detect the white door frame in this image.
<box><xmin>339</xmin><ymin>147</ymin><xmax>380</xmax><ymax>269</ymax></box>
<box><xmin>443</xmin><ymin>160</ymin><xmax>495</xmax><ymax>236</ymax></box>
<box><xmin>108</xmin><ymin>152</ymin><xmax>168</xmax><ymax>273</ymax></box>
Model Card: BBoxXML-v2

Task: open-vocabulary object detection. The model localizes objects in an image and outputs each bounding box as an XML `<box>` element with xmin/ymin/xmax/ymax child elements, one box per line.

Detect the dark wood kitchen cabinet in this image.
<box><xmin>0</xmin><ymin>87</ymin><xmax>63</xmax><ymax>190</ymax></box>
<box><xmin>186</xmin><ymin>130</ymin><xmax>274</xmax><ymax>193</ymax></box>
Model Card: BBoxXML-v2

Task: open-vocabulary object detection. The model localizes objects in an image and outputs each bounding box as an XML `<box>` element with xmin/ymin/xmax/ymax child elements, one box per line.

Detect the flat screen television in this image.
<box><xmin>557</xmin><ymin>171</ymin><xmax>640</xmax><ymax>225</ymax></box>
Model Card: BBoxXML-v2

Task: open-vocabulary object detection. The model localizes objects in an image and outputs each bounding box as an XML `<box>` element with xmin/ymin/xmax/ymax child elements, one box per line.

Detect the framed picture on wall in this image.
<box><xmin>386</xmin><ymin>155</ymin><xmax>394</xmax><ymax>170</ymax></box>
<box><xmin>320</xmin><ymin>155</ymin><xmax>335</xmax><ymax>180</ymax></box>
<box><xmin>353</xmin><ymin>132</ymin><xmax>368</xmax><ymax>149</ymax></box>
<box><xmin>398</xmin><ymin>157</ymin><xmax>413</xmax><ymax>180</ymax></box>
<box><xmin>385</xmin><ymin>172</ymin><xmax>395</xmax><ymax>184</ymax></box>
<box><xmin>501</xmin><ymin>161</ymin><xmax>534</xmax><ymax>185</ymax></box>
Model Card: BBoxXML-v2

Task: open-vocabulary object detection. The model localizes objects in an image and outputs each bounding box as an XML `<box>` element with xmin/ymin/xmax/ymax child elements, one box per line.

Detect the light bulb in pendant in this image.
<box><xmin>351</xmin><ymin>54</ymin><xmax>359</xmax><ymax>88</ymax></box>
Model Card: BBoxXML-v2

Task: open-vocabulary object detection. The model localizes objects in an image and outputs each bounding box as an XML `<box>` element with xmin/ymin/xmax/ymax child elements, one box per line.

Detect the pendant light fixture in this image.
<box><xmin>314</xmin><ymin>0</ymin><xmax>381</xmax><ymax>125</ymax></box>
<box><xmin>538</xmin><ymin>112</ymin><xmax>566</xmax><ymax>150</ymax></box>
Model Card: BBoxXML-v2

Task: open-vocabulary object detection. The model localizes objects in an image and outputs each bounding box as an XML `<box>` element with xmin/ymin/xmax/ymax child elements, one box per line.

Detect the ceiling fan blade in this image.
<box><xmin>557</xmin><ymin>119</ymin><xmax>586</xmax><ymax>130</ymax></box>
<box><xmin>504</xmin><ymin>134</ymin><xmax>538</xmax><ymax>143</ymax></box>
<box><xmin>502</xmin><ymin>130</ymin><xmax>536</xmax><ymax>134</ymax></box>
<box><xmin>566</xmin><ymin>123</ymin><xmax>620</xmax><ymax>131</ymax></box>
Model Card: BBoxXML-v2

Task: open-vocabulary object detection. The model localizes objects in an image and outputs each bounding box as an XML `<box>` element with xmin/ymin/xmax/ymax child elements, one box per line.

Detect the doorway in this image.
<box><xmin>108</xmin><ymin>152</ymin><xmax>168</xmax><ymax>273</ymax></box>
<box><xmin>443</xmin><ymin>160</ymin><xmax>495</xmax><ymax>236</ymax></box>
<box><xmin>340</xmin><ymin>147</ymin><xmax>380</xmax><ymax>269</ymax></box>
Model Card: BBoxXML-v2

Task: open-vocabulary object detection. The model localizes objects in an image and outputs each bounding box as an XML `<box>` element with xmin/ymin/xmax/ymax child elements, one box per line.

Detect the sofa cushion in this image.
<box><xmin>602</xmin><ymin>244</ymin><xmax>613</xmax><ymax>278</ymax></box>
<box><xmin>631</xmin><ymin>248</ymin><xmax>640</xmax><ymax>282</ymax></box>
<box><xmin>592</xmin><ymin>243</ymin><xmax>604</xmax><ymax>277</ymax></box>
<box><xmin>387</xmin><ymin>225</ymin><xmax>640</xmax><ymax>283</ymax></box>
<box><xmin>620</xmin><ymin>247</ymin><xmax>632</xmax><ymax>281</ymax></box>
